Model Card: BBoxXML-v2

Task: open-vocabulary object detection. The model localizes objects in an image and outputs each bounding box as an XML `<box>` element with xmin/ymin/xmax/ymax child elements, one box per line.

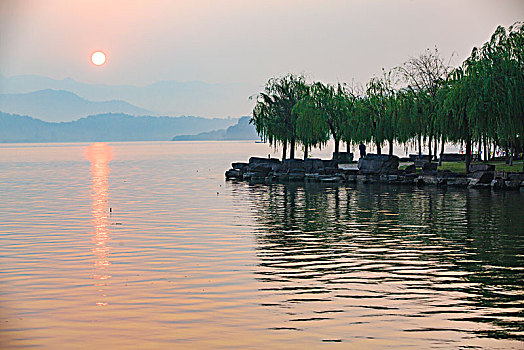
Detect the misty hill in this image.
<box><xmin>0</xmin><ymin>112</ymin><xmax>237</xmax><ymax>143</ymax></box>
<box><xmin>173</xmin><ymin>116</ymin><xmax>259</xmax><ymax>141</ymax></box>
<box><xmin>0</xmin><ymin>74</ymin><xmax>257</xmax><ymax>118</ymax></box>
<box><xmin>0</xmin><ymin>89</ymin><xmax>152</xmax><ymax>122</ymax></box>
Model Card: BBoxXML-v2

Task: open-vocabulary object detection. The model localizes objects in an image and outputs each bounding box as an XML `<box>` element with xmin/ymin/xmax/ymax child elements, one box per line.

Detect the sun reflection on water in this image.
<box><xmin>86</xmin><ymin>143</ymin><xmax>113</xmax><ymax>306</ymax></box>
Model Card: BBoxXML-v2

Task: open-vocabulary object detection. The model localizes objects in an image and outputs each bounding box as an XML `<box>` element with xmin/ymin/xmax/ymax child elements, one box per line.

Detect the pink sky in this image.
<box><xmin>1</xmin><ymin>0</ymin><xmax>523</xmax><ymax>86</ymax></box>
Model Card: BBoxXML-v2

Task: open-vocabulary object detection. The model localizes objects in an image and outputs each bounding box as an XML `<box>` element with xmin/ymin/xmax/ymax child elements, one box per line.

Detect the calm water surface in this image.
<box><xmin>0</xmin><ymin>142</ymin><xmax>523</xmax><ymax>349</ymax></box>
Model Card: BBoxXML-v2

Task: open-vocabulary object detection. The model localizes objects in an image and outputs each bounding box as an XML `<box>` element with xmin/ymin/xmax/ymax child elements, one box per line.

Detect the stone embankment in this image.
<box><xmin>225</xmin><ymin>154</ymin><xmax>524</xmax><ymax>191</ymax></box>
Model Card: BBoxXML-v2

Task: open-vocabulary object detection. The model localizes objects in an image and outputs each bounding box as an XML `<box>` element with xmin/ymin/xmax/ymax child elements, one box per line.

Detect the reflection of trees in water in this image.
<box><xmin>238</xmin><ymin>182</ymin><xmax>524</xmax><ymax>340</ymax></box>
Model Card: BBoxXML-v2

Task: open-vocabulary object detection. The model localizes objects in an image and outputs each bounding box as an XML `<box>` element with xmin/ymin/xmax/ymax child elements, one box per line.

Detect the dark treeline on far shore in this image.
<box><xmin>250</xmin><ymin>23</ymin><xmax>523</xmax><ymax>172</ymax></box>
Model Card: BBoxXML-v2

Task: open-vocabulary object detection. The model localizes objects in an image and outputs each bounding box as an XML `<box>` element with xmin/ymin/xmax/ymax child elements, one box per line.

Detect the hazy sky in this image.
<box><xmin>1</xmin><ymin>0</ymin><xmax>523</xmax><ymax>87</ymax></box>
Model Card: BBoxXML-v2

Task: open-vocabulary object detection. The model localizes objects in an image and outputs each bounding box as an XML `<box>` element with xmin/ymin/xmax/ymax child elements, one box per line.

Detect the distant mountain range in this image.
<box><xmin>173</xmin><ymin>116</ymin><xmax>259</xmax><ymax>141</ymax></box>
<box><xmin>0</xmin><ymin>112</ymin><xmax>237</xmax><ymax>143</ymax></box>
<box><xmin>0</xmin><ymin>89</ymin><xmax>151</xmax><ymax>122</ymax></box>
<box><xmin>0</xmin><ymin>74</ymin><xmax>257</xmax><ymax>118</ymax></box>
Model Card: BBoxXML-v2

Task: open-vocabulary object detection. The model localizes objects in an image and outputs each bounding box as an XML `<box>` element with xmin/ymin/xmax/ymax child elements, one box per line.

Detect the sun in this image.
<box><xmin>91</xmin><ymin>51</ymin><xmax>107</xmax><ymax>66</ymax></box>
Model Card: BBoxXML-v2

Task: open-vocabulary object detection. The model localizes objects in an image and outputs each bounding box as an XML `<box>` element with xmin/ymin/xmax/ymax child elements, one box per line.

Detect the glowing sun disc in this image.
<box><xmin>91</xmin><ymin>51</ymin><xmax>107</xmax><ymax>66</ymax></box>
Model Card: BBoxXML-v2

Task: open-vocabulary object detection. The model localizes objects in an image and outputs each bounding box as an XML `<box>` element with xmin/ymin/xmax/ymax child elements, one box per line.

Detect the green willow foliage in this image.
<box><xmin>251</xmin><ymin>74</ymin><xmax>309</xmax><ymax>160</ymax></box>
<box><xmin>251</xmin><ymin>24</ymin><xmax>523</xmax><ymax>168</ymax></box>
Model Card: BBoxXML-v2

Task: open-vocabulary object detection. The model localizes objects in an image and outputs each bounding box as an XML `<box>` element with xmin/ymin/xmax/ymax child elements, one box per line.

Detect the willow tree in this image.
<box><xmin>441</xmin><ymin>23</ymin><xmax>524</xmax><ymax>170</ymax></box>
<box><xmin>294</xmin><ymin>82</ymin><xmax>355</xmax><ymax>158</ymax></box>
<box><xmin>358</xmin><ymin>72</ymin><xmax>397</xmax><ymax>155</ymax></box>
<box><xmin>465</xmin><ymin>23</ymin><xmax>524</xmax><ymax>166</ymax></box>
<box><xmin>398</xmin><ymin>47</ymin><xmax>452</xmax><ymax>160</ymax></box>
<box><xmin>293</xmin><ymin>87</ymin><xmax>330</xmax><ymax>159</ymax></box>
<box><xmin>251</xmin><ymin>74</ymin><xmax>310</xmax><ymax>160</ymax></box>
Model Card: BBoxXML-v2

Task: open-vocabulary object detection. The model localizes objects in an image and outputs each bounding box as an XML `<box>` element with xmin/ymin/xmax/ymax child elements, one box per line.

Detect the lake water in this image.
<box><xmin>0</xmin><ymin>141</ymin><xmax>523</xmax><ymax>349</ymax></box>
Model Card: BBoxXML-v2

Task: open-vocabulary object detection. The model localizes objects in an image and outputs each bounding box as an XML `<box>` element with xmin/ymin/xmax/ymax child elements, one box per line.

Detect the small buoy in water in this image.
<box><xmin>109</xmin><ymin>207</ymin><xmax>112</xmax><ymax>213</ymax></box>
<box><xmin>217</xmin><ymin>192</ymin><xmax>219</xmax><ymax>196</ymax></box>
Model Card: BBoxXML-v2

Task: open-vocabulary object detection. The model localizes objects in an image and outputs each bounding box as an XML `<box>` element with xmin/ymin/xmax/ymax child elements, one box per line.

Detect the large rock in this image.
<box><xmin>231</xmin><ymin>162</ymin><xmax>249</xmax><ymax>171</ymax></box>
<box><xmin>283</xmin><ymin>159</ymin><xmax>305</xmax><ymax>172</ymax></box>
<box><xmin>468</xmin><ymin>171</ymin><xmax>494</xmax><ymax>184</ymax></box>
<box><xmin>358</xmin><ymin>154</ymin><xmax>399</xmax><ymax>174</ymax></box>
<box><xmin>288</xmin><ymin>171</ymin><xmax>305</xmax><ymax>182</ymax></box>
<box><xmin>225</xmin><ymin>169</ymin><xmax>243</xmax><ymax>179</ymax></box>
<box><xmin>414</xmin><ymin>157</ymin><xmax>430</xmax><ymax>168</ymax></box>
<box><xmin>505</xmin><ymin>180</ymin><xmax>521</xmax><ymax>190</ymax></box>
<box><xmin>250</xmin><ymin>164</ymin><xmax>273</xmax><ymax>176</ymax></box>
<box><xmin>447</xmin><ymin>178</ymin><xmax>469</xmax><ymax>188</ymax></box>
<box><xmin>440</xmin><ymin>153</ymin><xmax>466</xmax><ymax>162</ymax></box>
<box><xmin>422</xmin><ymin>162</ymin><xmax>438</xmax><ymax>173</ymax></box>
<box><xmin>491</xmin><ymin>178</ymin><xmax>505</xmax><ymax>190</ymax></box>
<box><xmin>494</xmin><ymin>171</ymin><xmax>508</xmax><ymax>180</ymax></box>
<box><xmin>469</xmin><ymin>163</ymin><xmax>495</xmax><ymax>172</ymax></box>
<box><xmin>248</xmin><ymin>157</ymin><xmax>281</xmax><ymax>169</ymax></box>
<box><xmin>422</xmin><ymin>174</ymin><xmax>439</xmax><ymax>185</ymax></box>
<box><xmin>304</xmin><ymin>158</ymin><xmax>325</xmax><ymax>173</ymax></box>
<box><xmin>248</xmin><ymin>157</ymin><xmax>282</xmax><ymax>176</ymax></box>
<box><xmin>404</xmin><ymin>164</ymin><xmax>416</xmax><ymax>174</ymax></box>
<box><xmin>508</xmin><ymin>172</ymin><xmax>524</xmax><ymax>181</ymax></box>
<box><xmin>332</xmin><ymin>152</ymin><xmax>353</xmax><ymax>163</ymax></box>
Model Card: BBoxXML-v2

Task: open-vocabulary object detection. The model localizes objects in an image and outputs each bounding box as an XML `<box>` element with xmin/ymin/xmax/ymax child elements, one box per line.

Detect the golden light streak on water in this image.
<box><xmin>86</xmin><ymin>143</ymin><xmax>113</xmax><ymax>307</ymax></box>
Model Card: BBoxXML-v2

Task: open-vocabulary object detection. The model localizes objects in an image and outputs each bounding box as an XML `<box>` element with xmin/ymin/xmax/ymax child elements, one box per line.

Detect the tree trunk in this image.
<box><xmin>376</xmin><ymin>141</ymin><xmax>382</xmax><ymax>155</ymax></box>
<box><xmin>505</xmin><ymin>146</ymin><xmax>510</xmax><ymax>164</ymax></box>
<box><xmin>434</xmin><ymin>138</ymin><xmax>438</xmax><ymax>161</ymax></box>
<box><xmin>418</xmin><ymin>134</ymin><xmax>422</xmax><ymax>157</ymax></box>
<box><xmin>388</xmin><ymin>140</ymin><xmax>394</xmax><ymax>156</ymax></box>
<box><xmin>483</xmin><ymin>136</ymin><xmax>488</xmax><ymax>162</ymax></box>
<box><xmin>509</xmin><ymin>145</ymin><xmax>514</xmax><ymax>166</ymax></box>
<box><xmin>334</xmin><ymin>137</ymin><xmax>340</xmax><ymax>155</ymax></box>
<box><xmin>282</xmin><ymin>142</ymin><xmax>287</xmax><ymax>161</ymax></box>
<box><xmin>465</xmin><ymin>136</ymin><xmax>472</xmax><ymax>173</ymax></box>
<box><xmin>304</xmin><ymin>145</ymin><xmax>308</xmax><ymax>160</ymax></box>
<box><xmin>290</xmin><ymin>138</ymin><xmax>295</xmax><ymax>159</ymax></box>
<box><xmin>428</xmin><ymin>135</ymin><xmax>433</xmax><ymax>161</ymax></box>
<box><xmin>439</xmin><ymin>136</ymin><xmax>445</xmax><ymax>166</ymax></box>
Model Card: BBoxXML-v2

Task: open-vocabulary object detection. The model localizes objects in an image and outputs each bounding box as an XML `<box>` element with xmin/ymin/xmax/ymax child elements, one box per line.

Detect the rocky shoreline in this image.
<box><xmin>225</xmin><ymin>154</ymin><xmax>524</xmax><ymax>191</ymax></box>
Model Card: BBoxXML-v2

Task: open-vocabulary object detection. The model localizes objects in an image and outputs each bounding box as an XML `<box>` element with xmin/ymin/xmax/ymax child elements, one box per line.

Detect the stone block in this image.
<box><xmin>404</xmin><ymin>164</ymin><xmax>416</xmax><ymax>174</ymax></box>
<box><xmin>288</xmin><ymin>172</ymin><xmax>305</xmax><ymax>182</ymax></box>
<box><xmin>225</xmin><ymin>169</ymin><xmax>243</xmax><ymax>179</ymax></box>
<box><xmin>332</xmin><ymin>152</ymin><xmax>353</xmax><ymax>163</ymax></box>
<box><xmin>469</xmin><ymin>171</ymin><xmax>494</xmax><ymax>184</ymax></box>
<box><xmin>320</xmin><ymin>175</ymin><xmax>343</xmax><ymax>183</ymax></box>
<box><xmin>440</xmin><ymin>153</ymin><xmax>466</xmax><ymax>162</ymax></box>
<box><xmin>507</xmin><ymin>172</ymin><xmax>524</xmax><ymax>181</ymax></box>
<box><xmin>447</xmin><ymin>178</ymin><xmax>469</xmax><ymax>188</ymax></box>
<box><xmin>250</xmin><ymin>164</ymin><xmax>273</xmax><ymax>176</ymax></box>
<box><xmin>505</xmin><ymin>180</ymin><xmax>521</xmax><ymax>190</ymax></box>
<box><xmin>283</xmin><ymin>159</ymin><xmax>305</xmax><ymax>172</ymax></box>
<box><xmin>491</xmin><ymin>178</ymin><xmax>505</xmax><ymax>189</ymax></box>
<box><xmin>494</xmin><ymin>171</ymin><xmax>508</xmax><ymax>180</ymax></box>
<box><xmin>469</xmin><ymin>163</ymin><xmax>495</xmax><ymax>172</ymax></box>
<box><xmin>468</xmin><ymin>179</ymin><xmax>490</xmax><ymax>188</ymax></box>
<box><xmin>423</xmin><ymin>175</ymin><xmax>438</xmax><ymax>185</ymax></box>
<box><xmin>248</xmin><ymin>157</ymin><xmax>281</xmax><ymax>167</ymax></box>
<box><xmin>414</xmin><ymin>158</ymin><xmax>430</xmax><ymax>168</ymax></box>
<box><xmin>358</xmin><ymin>154</ymin><xmax>399</xmax><ymax>174</ymax></box>
<box><xmin>422</xmin><ymin>162</ymin><xmax>438</xmax><ymax>172</ymax></box>
<box><xmin>346</xmin><ymin>174</ymin><xmax>357</xmax><ymax>183</ymax></box>
<box><xmin>231</xmin><ymin>162</ymin><xmax>249</xmax><ymax>171</ymax></box>
<box><xmin>304</xmin><ymin>158</ymin><xmax>325</xmax><ymax>173</ymax></box>
<box><xmin>243</xmin><ymin>172</ymin><xmax>255</xmax><ymax>180</ymax></box>
<box><xmin>305</xmin><ymin>173</ymin><xmax>321</xmax><ymax>182</ymax></box>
